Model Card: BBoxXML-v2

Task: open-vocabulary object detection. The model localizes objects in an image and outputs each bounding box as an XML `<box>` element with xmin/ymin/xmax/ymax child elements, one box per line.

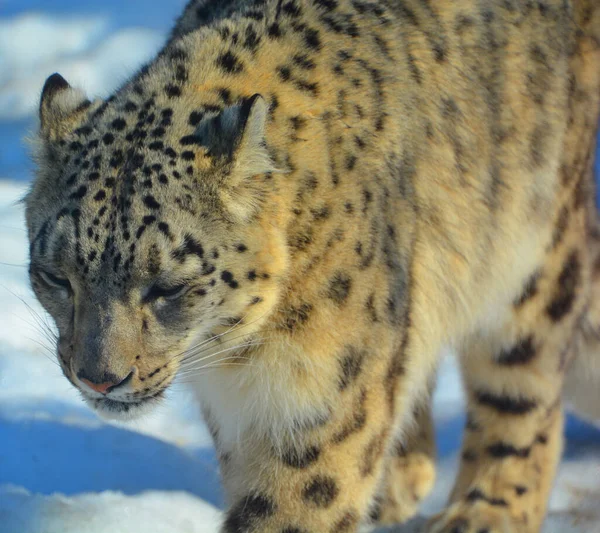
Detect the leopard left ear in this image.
<box><xmin>188</xmin><ymin>94</ymin><xmax>280</xmax><ymax>222</ymax></box>
<box><xmin>223</xmin><ymin>94</ymin><xmax>279</xmax><ymax>222</ymax></box>
<box><xmin>39</xmin><ymin>73</ymin><xmax>94</xmax><ymax>140</ymax></box>
<box><xmin>188</xmin><ymin>93</ymin><xmax>270</xmax><ymax>162</ymax></box>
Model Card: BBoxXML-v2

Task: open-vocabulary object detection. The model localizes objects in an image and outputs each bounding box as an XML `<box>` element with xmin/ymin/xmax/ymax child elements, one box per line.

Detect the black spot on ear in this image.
<box><xmin>302</xmin><ymin>476</ymin><xmax>339</xmax><ymax>508</ymax></box>
<box><xmin>41</xmin><ymin>73</ymin><xmax>70</xmax><ymax>105</ymax></box>
<box><xmin>184</xmin><ymin>94</ymin><xmax>263</xmax><ymax>160</ymax></box>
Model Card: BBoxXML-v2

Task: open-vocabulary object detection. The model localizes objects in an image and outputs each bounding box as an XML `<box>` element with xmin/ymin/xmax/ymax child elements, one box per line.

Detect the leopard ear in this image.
<box><xmin>229</xmin><ymin>93</ymin><xmax>278</xmax><ymax>177</ymax></box>
<box><xmin>39</xmin><ymin>73</ymin><xmax>93</xmax><ymax>140</ymax></box>
<box><xmin>189</xmin><ymin>94</ymin><xmax>270</xmax><ymax>162</ymax></box>
<box><xmin>189</xmin><ymin>94</ymin><xmax>280</xmax><ymax>222</ymax></box>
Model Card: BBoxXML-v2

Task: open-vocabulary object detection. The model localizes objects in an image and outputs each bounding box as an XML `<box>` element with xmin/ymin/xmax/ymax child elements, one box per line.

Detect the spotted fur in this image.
<box><xmin>26</xmin><ymin>1</ymin><xmax>600</xmax><ymax>532</ymax></box>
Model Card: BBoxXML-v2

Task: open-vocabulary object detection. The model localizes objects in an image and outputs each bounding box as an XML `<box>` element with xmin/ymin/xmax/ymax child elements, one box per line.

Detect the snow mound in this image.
<box><xmin>0</xmin><ymin>485</ymin><xmax>222</xmax><ymax>533</ymax></box>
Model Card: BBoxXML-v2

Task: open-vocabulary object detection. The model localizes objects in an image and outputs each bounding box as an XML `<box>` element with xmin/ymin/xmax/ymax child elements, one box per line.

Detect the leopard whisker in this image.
<box><xmin>178</xmin><ymin>340</ymin><xmax>268</xmax><ymax>369</ymax></box>
<box><xmin>176</xmin><ymin>356</ymin><xmax>255</xmax><ymax>377</ymax></box>
<box><xmin>174</xmin><ymin>307</ymin><xmax>273</xmax><ymax>362</ymax></box>
<box><xmin>178</xmin><ymin>331</ymin><xmax>270</xmax><ymax>365</ymax></box>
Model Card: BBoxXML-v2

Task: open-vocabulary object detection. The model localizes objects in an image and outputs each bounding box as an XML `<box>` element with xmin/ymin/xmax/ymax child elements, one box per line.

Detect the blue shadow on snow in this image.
<box><xmin>0</xmin><ymin>402</ymin><xmax>223</xmax><ymax>507</ymax></box>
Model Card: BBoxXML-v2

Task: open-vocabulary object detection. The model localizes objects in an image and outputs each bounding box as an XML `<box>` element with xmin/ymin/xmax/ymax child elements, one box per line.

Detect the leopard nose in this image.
<box><xmin>77</xmin><ymin>370</ymin><xmax>134</xmax><ymax>394</ymax></box>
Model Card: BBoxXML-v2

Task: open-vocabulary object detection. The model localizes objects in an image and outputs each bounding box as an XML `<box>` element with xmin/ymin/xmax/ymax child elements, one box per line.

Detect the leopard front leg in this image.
<box><xmin>211</xmin><ymin>348</ymin><xmax>419</xmax><ymax>533</ymax></box>
<box><xmin>217</xmin><ymin>389</ymin><xmax>392</xmax><ymax>532</ymax></box>
<box><xmin>428</xmin><ymin>240</ymin><xmax>591</xmax><ymax>533</ymax></box>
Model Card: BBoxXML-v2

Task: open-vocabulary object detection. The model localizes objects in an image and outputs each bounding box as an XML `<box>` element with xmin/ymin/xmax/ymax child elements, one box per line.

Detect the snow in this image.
<box><xmin>0</xmin><ymin>2</ymin><xmax>599</xmax><ymax>532</ymax></box>
<box><xmin>0</xmin><ymin>14</ymin><xmax>165</xmax><ymax>120</ymax></box>
<box><xmin>0</xmin><ymin>486</ymin><xmax>222</xmax><ymax>533</ymax></box>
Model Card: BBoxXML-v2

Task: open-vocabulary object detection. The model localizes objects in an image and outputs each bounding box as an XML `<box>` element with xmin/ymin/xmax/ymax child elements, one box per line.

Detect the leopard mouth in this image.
<box><xmin>84</xmin><ymin>388</ymin><xmax>167</xmax><ymax>420</ymax></box>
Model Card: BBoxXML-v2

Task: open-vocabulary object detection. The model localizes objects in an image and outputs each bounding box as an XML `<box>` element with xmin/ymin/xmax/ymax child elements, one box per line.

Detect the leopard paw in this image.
<box><xmin>426</xmin><ymin>498</ymin><xmax>530</xmax><ymax>533</ymax></box>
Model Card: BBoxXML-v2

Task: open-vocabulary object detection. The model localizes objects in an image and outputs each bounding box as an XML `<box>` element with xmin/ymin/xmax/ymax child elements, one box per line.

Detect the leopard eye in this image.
<box><xmin>145</xmin><ymin>283</ymin><xmax>189</xmax><ymax>302</ymax></box>
<box><xmin>39</xmin><ymin>270</ymin><xmax>72</xmax><ymax>292</ymax></box>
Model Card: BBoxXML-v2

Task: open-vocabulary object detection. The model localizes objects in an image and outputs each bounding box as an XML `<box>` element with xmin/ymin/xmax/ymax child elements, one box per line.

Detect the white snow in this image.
<box><xmin>0</xmin><ymin>14</ymin><xmax>165</xmax><ymax>120</ymax></box>
<box><xmin>0</xmin><ymin>486</ymin><xmax>222</xmax><ymax>533</ymax></box>
<box><xmin>0</xmin><ymin>2</ymin><xmax>599</xmax><ymax>532</ymax></box>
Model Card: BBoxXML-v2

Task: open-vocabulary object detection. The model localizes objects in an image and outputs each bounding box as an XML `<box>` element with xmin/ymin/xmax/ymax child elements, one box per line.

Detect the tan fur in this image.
<box><xmin>25</xmin><ymin>1</ymin><xmax>600</xmax><ymax>531</ymax></box>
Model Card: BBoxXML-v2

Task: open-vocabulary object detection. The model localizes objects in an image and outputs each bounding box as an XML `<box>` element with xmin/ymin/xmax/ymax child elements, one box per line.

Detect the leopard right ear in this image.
<box><xmin>39</xmin><ymin>73</ymin><xmax>94</xmax><ymax>140</ymax></box>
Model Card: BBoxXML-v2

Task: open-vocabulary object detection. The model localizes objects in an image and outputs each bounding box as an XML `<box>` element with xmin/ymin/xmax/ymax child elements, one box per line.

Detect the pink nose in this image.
<box><xmin>77</xmin><ymin>370</ymin><xmax>134</xmax><ymax>394</ymax></box>
<box><xmin>80</xmin><ymin>378</ymin><xmax>116</xmax><ymax>394</ymax></box>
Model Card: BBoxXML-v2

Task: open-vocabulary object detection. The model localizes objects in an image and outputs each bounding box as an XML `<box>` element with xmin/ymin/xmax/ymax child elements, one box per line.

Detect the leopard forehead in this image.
<box><xmin>30</xmin><ymin>122</ymin><xmax>222</xmax><ymax>285</ymax></box>
<box><xmin>29</xmin><ymin>76</ymin><xmax>277</xmax><ymax>289</ymax></box>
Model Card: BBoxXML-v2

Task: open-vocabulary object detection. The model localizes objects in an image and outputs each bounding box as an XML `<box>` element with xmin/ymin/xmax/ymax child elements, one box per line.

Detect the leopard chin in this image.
<box><xmin>83</xmin><ymin>390</ymin><xmax>166</xmax><ymax>422</ymax></box>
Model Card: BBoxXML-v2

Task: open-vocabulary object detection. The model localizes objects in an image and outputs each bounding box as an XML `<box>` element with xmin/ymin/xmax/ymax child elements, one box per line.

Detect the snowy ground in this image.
<box><xmin>0</xmin><ymin>2</ymin><xmax>599</xmax><ymax>532</ymax></box>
